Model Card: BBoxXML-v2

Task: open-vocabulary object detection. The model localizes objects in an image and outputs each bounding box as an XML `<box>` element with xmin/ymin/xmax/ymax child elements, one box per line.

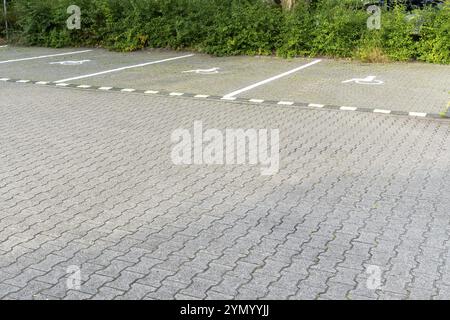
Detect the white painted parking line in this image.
<box><xmin>223</xmin><ymin>59</ymin><xmax>321</xmax><ymax>99</ymax></box>
<box><xmin>409</xmin><ymin>112</ymin><xmax>427</xmax><ymax>117</ymax></box>
<box><xmin>121</xmin><ymin>88</ymin><xmax>136</xmax><ymax>92</ymax></box>
<box><xmin>56</xmin><ymin>83</ymin><xmax>70</xmax><ymax>87</ymax></box>
<box><xmin>16</xmin><ymin>80</ymin><xmax>30</xmax><ymax>83</ymax></box>
<box><xmin>309</xmin><ymin>103</ymin><xmax>324</xmax><ymax>108</ymax></box>
<box><xmin>36</xmin><ymin>81</ymin><xmax>49</xmax><ymax>85</ymax></box>
<box><xmin>278</xmin><ymin>101</ymin><xmax>294</xmax><ymax>106</ymax></box>
<box><xmin>145</xmin><ymin>90</ymin><xmax>159</xmax><ymax>94</ymax></box>
<box><xmin>340</xmin><ymin>106</ymin><xmax>358</xmax><ymax>111</ymax></box>
<box><xmin>169</xmin><ymin>92</ymin><xmax>184</xmax><ymax>96</ymax></box>
<box><xmin>0</xmin><ymin>78</ymin><xmax>10</xmax><ymax>81</ymax></box>
<box><xmin>54</xmin><ymin>54</ymin><xmax>195</xmax><ymax>83</ymax></box>
<box><xmin>249</xmin><ymin>99</ymin><xmax>264</xmax><ymax>103</ymax></box>
<box><xmin>373</xmin><ymin>109</ymin><xmax>391</xmax><ymax>114</ymax></box>
<box><xmin>221</xmin><ymin>97</ymin><xmax>237</xmax><ymax>101</ymax></box>
<box><xmin>77</xmin><ymin>85</ymin><xmax>92</xmax><ymax>88</ymax></box>
<box><xmin>0</xmin><ymin>50</ymin><xmax>92</xmax><ymax>64</ymax></box>
<box><xmin>194</xmin><ymin>94</ymin><xmax>209</xmax><ymax>98</ymax></box>
<box><xmin>98</xmin><ymin>87</ymin><xmax>113</xmax><ymax>91</ymax></box>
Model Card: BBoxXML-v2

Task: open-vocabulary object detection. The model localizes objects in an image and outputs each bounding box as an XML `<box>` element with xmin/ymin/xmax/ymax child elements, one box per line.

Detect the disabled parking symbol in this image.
<box><xmin>342</xmin><ymin>75</ymin><xmax>384</xmax><ymax>85</ymax></box>
<box><xmin>182</xmin><ymin>67</ymin><xmax>220</xmax><ymax>75</ymax></box>
<box><xmin>49</xmin><ymin>60</ymin><xmax>91</xmax><ymax>65</ymax></box>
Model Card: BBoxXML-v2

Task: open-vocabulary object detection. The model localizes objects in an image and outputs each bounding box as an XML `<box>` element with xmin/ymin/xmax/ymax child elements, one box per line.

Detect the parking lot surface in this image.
<box><xmin>1</xmin><ymin>47</ymin><xmax>450</xmax><ymax>300</ymax></box>
<box><xmin>1</xmin><ymin>46</ymin><xmax>449</xmax><ymax>115</ymax></box>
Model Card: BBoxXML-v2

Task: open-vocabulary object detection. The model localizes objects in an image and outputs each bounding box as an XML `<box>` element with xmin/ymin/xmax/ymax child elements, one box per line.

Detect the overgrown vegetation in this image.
<box><xmin>1</xmin><ymin>0</ymin><xmax>449</xmax><ymax>64</ymax></box>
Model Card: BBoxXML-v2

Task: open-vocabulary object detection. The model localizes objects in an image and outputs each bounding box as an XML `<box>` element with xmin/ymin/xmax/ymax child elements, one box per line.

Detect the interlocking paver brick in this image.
<box><xmin>1</xmin><ymin>81</ymin><xmax>450</xmax><ymax>300</ymax></box>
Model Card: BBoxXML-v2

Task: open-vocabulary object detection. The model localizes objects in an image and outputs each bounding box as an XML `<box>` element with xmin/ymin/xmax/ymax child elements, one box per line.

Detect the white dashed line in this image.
<box><xmin>98</xmin><ymin>87</ymin><xmax>113</xmax><ymax>91</ymax></box>
<box><xmin>54</xmin><ymin>54</ymin><xmax>195</xmax><ymax>83</ymax></box>
<box><xmin>278</xmin><ymin>101</ymin><xmax>294</xmax><ymax>106</ymax></box>
<box><xmin>308</xmin><ymin>103</ymin><xmax>324</xmax><ymax>108</ymax></box>
<box><xmin>340</xmin><ymin>106</ymin><xmax>358</xmax><ymax>111</ymax></box>
<box><xmin>169</xmin><ymin>92</ymin><xmax>184</xmax><ymax>96</ymax></box>
<box><xmin>0</xmin><ymin>50</ymin><xmax>92</xmax><ymax>64</ymax></box>
<box><xmin>55</xmin><ymin>83</ymin><xmax>70</xmax><ymax>87</ymax></box>
<box><xmin>409</xmin><ymin>112</ymin><xmax>427</xmax><ymax>117</ymax></box>
<box><xmin>223</xmin><ymin>59</ymin><xmax>322</xmax><ymax>99</ymax></box>
<box><xmin>77</xmin><ymin>85</ymin><xmax>92</xmax><ymax>88</ymax></box>
<box><xmin>145</xmin><ymin>90</ymin><xmax>159</xmax><ymax>94</ymax></box>
<box><xmin>121</xmin><ymin>88</ymin><xmax>136</xmax><ymax>92</ymax></box>
<box><xmin>0</xmin><ymin>78</ymin><xmax>10</xmax><ymax>81</ymax></box>
<box><xmin>373</xmin><ymin>109</ymin><xmax>391</xmax><ymax>114</ymax></box>
<box><xmin>221</xmin><ymin>97</ymin><xmax>237</xmax><ymax>101</ymax></box>
<box><xmin>35</xmin><ymin>81</ymin><xmax>49</xmax><ymax>85</ymax></box>
<box><xmin>194</xmin><ymin>94</ymin><xmax>209</xmax><ymax>98</ymax></box>
<box><xmin>16</xmin><ymin>80</ymin><xmax>30</xmax><ymax>83</ymax></box>
<box><xmin>249</xmin><ymin>99</ymin><xmax>264</xmax><ymax>103</ymax></box>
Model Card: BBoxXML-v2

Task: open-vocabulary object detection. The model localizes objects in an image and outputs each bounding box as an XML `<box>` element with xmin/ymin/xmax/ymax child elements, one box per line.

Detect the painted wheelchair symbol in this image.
<box><xmin>342</xmin><ymin>75</ymin><xmax>384</xmax><ymax>85</ymax></box>
<box><xmin>49</xmin><ymin>60</ymin><xmax>91</xmax><ymax>66</ymax></box>
<box><xmin>182</xmin><ymin>67</ymin><xmax>220</xmax><ymax>75</ymax></box>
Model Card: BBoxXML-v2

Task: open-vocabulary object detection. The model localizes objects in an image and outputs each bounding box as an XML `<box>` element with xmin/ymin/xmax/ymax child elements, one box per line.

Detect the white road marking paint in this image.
<box><xmin>342</xmin><ymin>75</ymin><xmax>384</xmax><ymax>85</ymax></box>
<box><xmin>308</xmin><ymin>103</ymin><xmax>324</xmax><ymax>108</ymax></box>
<box><xmin>194</xmin><ymin>94</ymin><xmax>209</xmax><ymax>98</ymax></box>
<box><xmin>77</xmin><ymin>85</ymin><xmax>91</xmax><ymax>88</ymax></box>
<box><xmin>373</xmin><ymin>109</ymin><xmax>391</xmax><ymax>114</ymax></box>
<box><xmin>249</xmin><ymin>99</ymin><xmax>264</xmax><ymax>103</ymax></box>
<box><xmin>16</xmin><ymin>80</ymin><xmax>30</xmax><ymax>83</ymax></box>
<box><xmin>145</xmin><ymin>90</ymin><xmax>159</xmax><ymax>94</ymax></box>
<box><xmin>169</xmin><ymin>92</ymin><xmax>184</xmax><ymax>96</ymax></box>
<box><xmin>98</xmin><ymin>87</ymin><xmax>113</xmax><ymax>90</ymax></box>
<box><xmin>278</xmin><ymin>101</ymin><xmax>294</xmax><ymax>106</ymax></box>
<box><xmin>56</xmin><ymin>83</ymin><xmax>70</xmax><ymax>86</ymax></box>
<box><xmin>54</xmin><ymin>54</ymin><xmax>194</xmax><ymax>83</ymax></box>
<box><xmin>221</xmin><ymin>97</ymin><xmax>236</xmax><ymax>101</ymax></box>
<box><xmin>121</xmin><ymin>88</ymin><xmax>136</xmax><ymax>92</ymax></box>
<box><xmin>340</xmin><ymin>106</ymin><xmax>358</xmax><ymax>111</ymax></box>
<box><xmin>0</xmin><ymin>78</ymin><xmax>10</xmax><ymax>81</ymax></box>
<box><xmin>409</xmin><ymin>112</ymin><xmax>427</xmax><ymax>117</ymax></box>
<box><xmin>182</xmin><ymin>67</ymin><xmax>220</xmax><ymax>75</ymax></box>
<box><xmin>0</xmin><ymin>50</ymin><xmax>92</xmax><ymax>64</ymax></box>
<box><xmin>223</xmin><ymin>59</ymin><xmax>321</xmax><ymax>99</ymax></box>
<box><xmin>49</xmin><ymin>60</ymin><xmax>91</xmax><ymax>65</ymax></box>
<box><xmin>36</xmin><ymin>81</ymin><xmax>49</xmax><ymax>85</ymax></box>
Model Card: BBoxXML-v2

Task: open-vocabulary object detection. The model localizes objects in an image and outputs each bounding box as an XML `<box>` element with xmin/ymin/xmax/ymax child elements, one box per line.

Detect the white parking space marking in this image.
<box><xmin>409</xmin><ymin>112</ymin><xmax>427</xmax><ymax>117</ymax></box>
<box><xmin>194</xmin><ymin>94</ymin><xmax>209</xmax><ymax>98</ymax></box>
<box><xmin>309</xmin><ymin>103</ymin><xmax>324</xmax><ymax>108</ymax></box>
<box><xmin>121</xmin><ymin>88</ymin><xmax>136</xmax><ymax>92</ymax></box>
<box><xmin>36</xmin><ymin>81</ymin><xmax>49</xmax><ymax>85</ymax></box>
<box><xmin>77</xmin><ymin>85</ymin><xmax>92</xmax><ymax>88</ymax></box>
<box><xmin>249</xmin><ymin>99</ymin><xmax>264</xmax><ymax>103</ymax></box>
<box><xmin>0</xmin><ymin>50</ymin><xmax>92</xmax><ymax>64</ymax></box>
<box><xmin>99</xmin><ymin>87</ymin><xmax>113</xmax><ymax>91</ymax></box>
<box><xmin>374</xmin><ymin>109</ymin><xmax>391</xmax><ymax>114</ymax></box>
<box><xmin>0</xmin><ymin>78</ymin><xmax>10</xmax><ymax>81</ymax></box>
<box><xmin>278</xmin><ymin>101</ymin><xmax>294</xmax><ymax>106</ymax></box>
<box><xmin>54</xmin><ymin>54</ymin><xmax>195</xmax><ymax>83</ymax></box>
<box><xmin>340</xmin><ymin>106</ymin><xmax>358</xmax><ymax>111</ymax></box>
<box><xmin>145</xmin><ymin>90</ymin><xmax>159</xmax><ymax>94</ymax></box>
<box><xmin>223</xmin><ymin>59</ymin><xmax>321</xmax><ymax>99</ymax></box>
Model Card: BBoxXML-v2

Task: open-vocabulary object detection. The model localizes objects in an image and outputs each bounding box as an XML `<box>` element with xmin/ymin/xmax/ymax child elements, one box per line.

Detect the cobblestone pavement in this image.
<box><xmin>1</xmin><ymin>82</ymin><xmax>450</xmax><ymax>300</ymax></box>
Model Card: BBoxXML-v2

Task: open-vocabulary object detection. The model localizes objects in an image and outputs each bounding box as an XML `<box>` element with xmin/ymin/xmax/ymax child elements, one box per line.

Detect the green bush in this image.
<box><xmin>4</xmin><ymin>0</ymin><xmax>450</xmax><ymax>64</ymax></box>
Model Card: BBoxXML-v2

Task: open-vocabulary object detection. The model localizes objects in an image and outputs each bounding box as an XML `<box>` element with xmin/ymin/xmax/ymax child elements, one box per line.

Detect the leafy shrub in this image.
<box><xmin>5</xmin><ymin>0</ymin><xmax>450</xmax><ymax>64</ymax></box>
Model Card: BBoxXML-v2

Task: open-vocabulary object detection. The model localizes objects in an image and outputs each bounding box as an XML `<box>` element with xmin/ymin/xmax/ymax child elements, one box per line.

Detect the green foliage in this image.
<box><xmin>4</xmin><ymin>0</ymin><xmax>450</xmax><ymax>64</ymax></box>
